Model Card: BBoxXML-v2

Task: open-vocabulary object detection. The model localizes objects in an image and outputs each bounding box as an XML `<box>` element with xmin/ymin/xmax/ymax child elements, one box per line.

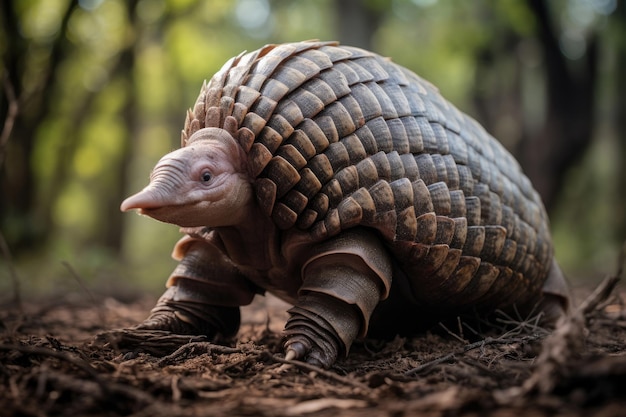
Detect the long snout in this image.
<box><xmin>120</xmin><ymin>187</ymin><xmax>167</xmax><ymax>212</ymax></box>
<box><xmin>120</xmin><ymin>173</ymin><xmax>184</xmax><ymax>213</ymax></box>
<box><xmin>121</xmin><ymin>151</ymin><xmax>189</xmax><ymax>213</ymax></box>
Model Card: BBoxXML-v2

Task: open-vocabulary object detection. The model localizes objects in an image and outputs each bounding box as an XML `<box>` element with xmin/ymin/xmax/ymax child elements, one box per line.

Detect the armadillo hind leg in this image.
<box><xmin>136</xmin><ymin>235</ymin><xmax>257</xmax><ymax>340</ymax></box>
<box><xmin>283</xmin><ymin>228</ymin><xmax>393</xmax><ymax>368</ymax></box>
<box><xmin>536</xmin><ymin>258</ymin><xmax>571</xmax><ymax>325</ymax></box>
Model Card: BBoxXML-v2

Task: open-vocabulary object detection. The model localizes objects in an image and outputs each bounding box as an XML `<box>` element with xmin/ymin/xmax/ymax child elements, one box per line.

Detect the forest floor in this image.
<box><xmin>1</xmin><ymin>272</ymin><xmax>625</xmax><ymax>417</ymax></box>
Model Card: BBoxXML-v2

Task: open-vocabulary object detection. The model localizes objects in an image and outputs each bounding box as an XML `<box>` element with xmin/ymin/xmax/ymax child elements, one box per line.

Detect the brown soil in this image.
<box><xmin>1</xmin><ymin>277</ymin><xmax>625</xmax><ymax>417</ymax></box>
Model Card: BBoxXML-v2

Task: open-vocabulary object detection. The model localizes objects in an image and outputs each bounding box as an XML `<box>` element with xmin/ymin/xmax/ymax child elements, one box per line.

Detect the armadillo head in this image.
<box><xmin>120</xmin><ymin>128</ymin><xmax>252</xmax><ymax>228</ymax></box>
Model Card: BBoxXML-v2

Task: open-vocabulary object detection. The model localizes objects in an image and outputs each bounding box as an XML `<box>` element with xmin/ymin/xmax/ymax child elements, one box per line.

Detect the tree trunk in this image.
<box><xmin>0</xmin><ymin>1</ymin><xmax>76</xmax><ymax>252</ymax></box>
<box><xmin>519</xmin><ymin>0</ymin><xmax>598</xmax><ymax>212</ymax></box>
<box><xmin>614</xmin><ymin>2</ymin><xmax>626</xmax><ymax>245</ymax></box>
<box><xmin>101</xmin><ymin>0</ymin><xmax>139</xmax><ymax>252</ymax></box>
<box><xmin>333</xmin><ymin>0</ymin><xmax>382</xmax><ymax>50</ymax></box>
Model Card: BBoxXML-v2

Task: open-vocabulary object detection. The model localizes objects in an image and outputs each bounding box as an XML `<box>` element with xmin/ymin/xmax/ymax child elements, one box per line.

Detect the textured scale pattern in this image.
<box><xmin>181</xmin><ymin>40</ymin><xmax>552</xmax><ymax>311</ymax></box>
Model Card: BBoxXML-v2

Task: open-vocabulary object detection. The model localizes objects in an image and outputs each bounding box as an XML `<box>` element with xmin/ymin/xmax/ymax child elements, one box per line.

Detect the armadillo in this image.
<box><xmin>121</xmin><ymin>40</ymin><xmax>569</xmax><ymax>368</ymax></box>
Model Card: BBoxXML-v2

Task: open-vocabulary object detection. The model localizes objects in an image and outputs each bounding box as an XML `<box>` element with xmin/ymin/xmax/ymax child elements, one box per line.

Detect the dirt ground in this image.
<box><xmin>1</xmin><ymin>274</ymin><xmax>625</xmax><ymax>417</ymax></box>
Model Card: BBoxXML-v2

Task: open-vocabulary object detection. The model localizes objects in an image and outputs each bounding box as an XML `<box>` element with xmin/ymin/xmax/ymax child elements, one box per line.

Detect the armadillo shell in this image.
<box><xmin>182</xmin><ymin>41</ymin><xmax>552</xmax><ymax>308</ymax></box>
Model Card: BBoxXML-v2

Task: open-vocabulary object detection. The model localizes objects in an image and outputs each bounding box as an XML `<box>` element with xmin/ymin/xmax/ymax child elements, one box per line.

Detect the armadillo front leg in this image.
<box><xmin>137</xmin><ymin>234</ymin><xmax>257</xmax><ymax>340</ymax></box>
<box><xmin>283</xmin><ymin>229</ymin><xmax>393</xmax><ymax>368</ymax></box>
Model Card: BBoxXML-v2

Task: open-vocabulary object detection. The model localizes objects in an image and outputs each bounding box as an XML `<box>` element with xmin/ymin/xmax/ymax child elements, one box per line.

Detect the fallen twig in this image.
<box><xmin>157</xmin><ymin>341</ymin><xmax>253</xmax><ymax>366</ymax></box>
<box><xmin>579</xmin><ymin>274</ymin><xmax>621</xmax><ymax>318</ymax></box>
<box><xmin>438</xmin><ymin>321</ymin><xmax>468</xmax><ymax>344</ymax></box>
<box><xmin>285</xmin><ymin>398</ymin><xmax>369</xmax><ymax>415</ymax></box>
<box><xmin>32</xmin><ymin>370</ymin><xmax>154</xmax><ymax>408</ymax></box>
<box><xmin>0</xmin><ymin>344</ymin><xmax>109</xmax><ymax>395</ymax></box>
<box><xmin>498</xmin><ymin>245</ymin><xmax>624</xmax><ymax>401</ymax></box>
<box><xmin>578</xmin><ymin>244</ymin><xmax>623</xmax><ymax>317</ymax></box>
<box><xmin>94</xmin><ymin>329</ymin><xmax>208</xmax><ymax>356</ymax></box>
<box><xmin>269</xmin><ymin>352</ymin><xmax>370</xmax><ymax>390</ymax></box>
<box><xmin>405</xmin><ymin>334</ymin><xmax>543</xmax><ymax>377</ymax></box>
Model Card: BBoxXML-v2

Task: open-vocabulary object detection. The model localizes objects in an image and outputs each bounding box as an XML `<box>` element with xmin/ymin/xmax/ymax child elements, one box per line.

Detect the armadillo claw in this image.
<box><xmin>283</xmin><ymin>301</ymin><xmax>346</xmax><ymax>368</ymax></box>
<box><xmin>283</xmin><ymin>333</ymin><xmax>337</xmax><ymax>369</ymax></box>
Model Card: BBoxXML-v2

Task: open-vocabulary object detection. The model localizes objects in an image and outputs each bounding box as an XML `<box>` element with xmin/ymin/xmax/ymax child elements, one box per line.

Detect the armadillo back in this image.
<box><xmin>182</xmin><ymin>41</ymin><xmax>553</xmax><ymax>310</ymax></box>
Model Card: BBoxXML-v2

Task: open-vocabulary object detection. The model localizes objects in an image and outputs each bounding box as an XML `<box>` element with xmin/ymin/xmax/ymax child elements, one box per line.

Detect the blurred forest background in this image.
<box><xmin>1</xmin><ymin>0</ymin><xmax>624</xmax><ymax>299</ymax></box>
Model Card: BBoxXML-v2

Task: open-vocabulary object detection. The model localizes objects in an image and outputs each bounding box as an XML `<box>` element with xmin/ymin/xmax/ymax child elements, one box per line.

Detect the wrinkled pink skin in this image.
<box><xmin>121</xmin><ymin>128</ymin><xmax>254</xmax><ymax>229</ymax></box>
<box><xmin>121</xmin><ymin>128</ymin><xmax>321</xmax><ymax>363</ymax></box>
<box><xmin>121</xmin><ymin>129</ymin><xmax>285</xmax><ymax>270</ymax></box>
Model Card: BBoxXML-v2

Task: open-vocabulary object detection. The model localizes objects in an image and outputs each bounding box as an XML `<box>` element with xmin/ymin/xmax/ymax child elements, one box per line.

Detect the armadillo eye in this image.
<box><xmin>201</xmin><ymin>171</ymin><xmax>212</xmax><ymax>182</ymax></box>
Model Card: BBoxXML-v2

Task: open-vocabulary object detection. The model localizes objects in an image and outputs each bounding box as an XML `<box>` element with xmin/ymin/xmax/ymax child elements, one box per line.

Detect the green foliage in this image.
<box><xmin>552</xmin><ymin>130</ymin><xmax>621</xmax><ymax>281</ymax></box>
<box><xmin>0</xmin><ymin>0</ymin><xmax>622</xmax><ymax>296</ymax></box>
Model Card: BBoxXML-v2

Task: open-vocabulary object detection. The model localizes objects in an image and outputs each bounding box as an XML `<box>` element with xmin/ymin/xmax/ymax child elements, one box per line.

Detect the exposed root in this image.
<box><xmin>157</xmin><ymin>341</ymin><xmax>259</xmax><ymax>366</ymax></box>
<box><xmin>93</xmin><ymin>329</ymin><xmax>208</xmax><ymax>356</ymax></box>
<box><xmin>269</xmin><ymin>353</ymin><xmax>370</xmax><ymax>390</ymax></box>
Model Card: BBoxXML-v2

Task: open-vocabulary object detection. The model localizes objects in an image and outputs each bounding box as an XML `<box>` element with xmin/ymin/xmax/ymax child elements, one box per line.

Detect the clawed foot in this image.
<box><xmin>94</xmin><ymin>306</ymin><xmax>222</xmax><ymax>356</ymax></box>
<box><xmin>281</xmin><ymin>291</ymin><xmax>367</xmax><ymax>369</ymax></box>
<box><xmin>135</xmin><ymin>308</ymin><xmax>206</xmax><ymax>335</ymax></box>
<box><xmin>282</xmin><ymin>303</ymin><xmax>346</xmax><ymax>368</ymax></box>
<box><xmin>138</xmin><ymin>300</ymin><xmax>241</xmax><ymax>339</ymax></box>
<box><xmin>283</xmin><ymin>335</ymin><xmax>337</xmax><ymax>368</ymax></box>
<box><xmin>95</xmin><ymin>302</ymin><xmax>241</xmax><ymax>356</ymax></box>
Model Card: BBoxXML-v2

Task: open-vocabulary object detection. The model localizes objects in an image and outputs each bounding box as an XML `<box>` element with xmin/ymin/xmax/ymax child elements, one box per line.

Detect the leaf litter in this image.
<box><xmin>1</xmin><ymin>263</ymin><xmax>625</xmax><ymax>417</ymax></box>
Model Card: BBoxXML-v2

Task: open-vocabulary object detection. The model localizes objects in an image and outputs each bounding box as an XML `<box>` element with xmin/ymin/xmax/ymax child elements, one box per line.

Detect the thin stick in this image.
<box><xmin>0</xmin><ymin>70</ymin><xmax>19</xmax><ymax>168</ymax></box>
<box><xmin>62</xmin><ymin>261</ymin><xmax>106</xmax><ymax>326</ymax></box>
<box><xmin>270</xmin><ymin>353</ymin><xmax>370</xmax><ymax>390</ymax></box>
<box><xmin>0</xmin><ymin>344</ymin><xmax>109</xmax><ymax>395</ymax></box>
<box><xmin>157</xmin><ymin>341</ymin><xmax>249</xmax><ymax>366</ymax></box>
<box><xmin>438</xmin><ymin>321</ymin><xmax>467</xmax><ymax>344</ymax></box>
<box><xmin>0</xmin><ymin>230</ymin><xmax>20</xmax><ymax>308</ymax></box>
<box><xmin>171</xmin><ymin>375</ymin><xmax>181</xmax><ymax>403</ymax></box>
<box><xmin>405</xmin><ymin>334</ymin><xmax>543</xmax><ymax>376</ymax></box>
<box><xmin>578</xmin><ymin>241</ymin><xmax>624</xmax><ymax>317</ymax></box>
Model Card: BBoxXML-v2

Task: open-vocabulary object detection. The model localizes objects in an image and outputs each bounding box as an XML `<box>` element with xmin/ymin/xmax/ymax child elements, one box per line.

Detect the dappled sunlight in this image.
<box><xmin>1</xmin><ymin>3</ymin><xmax>625</xmax><ymax>416</ymax></box>
<box><xmin>1</xmin><ymin>0</ymin><xmax>623</xmax><ymax>294</ymax></box>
